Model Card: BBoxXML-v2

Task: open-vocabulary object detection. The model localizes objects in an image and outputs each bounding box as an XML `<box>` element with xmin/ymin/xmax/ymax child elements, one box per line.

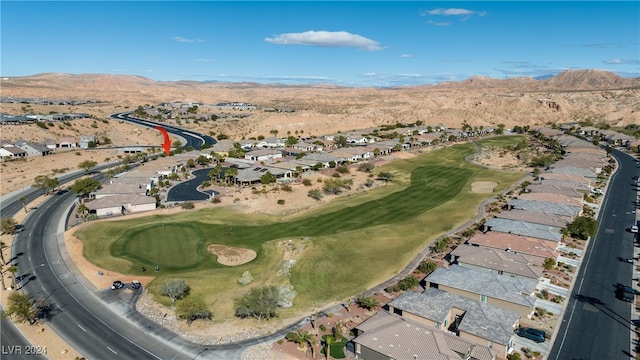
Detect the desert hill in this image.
<box><xmin>1</xmin><ymin>69</ymin><xmax>638</xmax><ymax>141</ymax></box>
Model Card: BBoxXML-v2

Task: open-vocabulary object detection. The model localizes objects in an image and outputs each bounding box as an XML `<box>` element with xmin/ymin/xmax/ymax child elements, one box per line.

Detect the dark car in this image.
<box><xmin>111</xmin><ymin>280</ymin><xmax>124</xmax><ymax>290</ymax></box>
<box><xmin>131</xmin><ymin>280</ymin><xmax>141</xmax><ymax>290</ymax></box>
<box><xmin>617</xmin><ymin>284</ymin><xmax>635</xmax><ymax>302</ymax></box>
<box><xmin>517</xmin><ymin>327</ymin><xmax>545</xmax><ymax>343</ymax></box>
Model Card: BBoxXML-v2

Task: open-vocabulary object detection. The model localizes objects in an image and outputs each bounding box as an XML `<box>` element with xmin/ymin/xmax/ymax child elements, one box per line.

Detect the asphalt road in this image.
<box><xmin>549</xmin><ymin>149</ymin><xmax>640</xmax><ymax>360</ymax></box>
<box><xmin>110</xmin><ymin>112</ymin><xmax>217</xmax><ymax>150</ymax></box>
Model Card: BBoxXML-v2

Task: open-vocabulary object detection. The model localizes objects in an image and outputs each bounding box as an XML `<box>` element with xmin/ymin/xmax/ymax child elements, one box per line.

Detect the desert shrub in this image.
<box><xmin>418</xmin><ymin>260</ymin><xmax>437</xmax><ymax>275</ymax></box>
<box><xmin>281</xmin><ymin>184</ymin><xmax>292</xmax><ymax>192</ymax></box>
<box><xmin>398</xmin><ymin>276</ymin><xmax>419</xmax><ymax>291</ymax></box>
<box><xmin>357</xmin><ymin>163</ymin><xmax>374</xmax><ymax>173</ymax></box>
<box><xmin>212</xmin><ymin>197</ymin><xmax>221</xmax><ymax>204</ymax></box>
<box><xmin>302</xmin><ymin>179</ymin><xmax>312</xmax><ymax>186</ymax></box>
<box><xmin>308</xmin><ymin>189</ymin><xmax>323</xmax><ymax>200</ymax></box>
<box><xmin>319</xmin><ymin>324</ymin><xmax>327</xmax><ymax>331</ymax></box>
<box><xmin>36</xmin><ymin>122</ymin><xmax>48</xmax><ymax>129</ymax></box>
<box><xmin>181</xmin><ymin>202</ymin><xmax>195</xmax><ymax>209</ymax></box>
<box><xmin>277</xmin><ymin>199</ymin><xmax>285</xmax><ymax>205</ymax></box>
<box><xmin>335</xmin><ymin>165</ymin><xmax>350</xmax><ymax>174</ymax></box>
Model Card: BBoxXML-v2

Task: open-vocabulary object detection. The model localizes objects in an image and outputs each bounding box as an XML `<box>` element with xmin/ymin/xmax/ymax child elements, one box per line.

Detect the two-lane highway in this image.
<box><xmin>550</xmin><ymin>149</ymin><xmax>639</xmax><ymax>360</ymax></box>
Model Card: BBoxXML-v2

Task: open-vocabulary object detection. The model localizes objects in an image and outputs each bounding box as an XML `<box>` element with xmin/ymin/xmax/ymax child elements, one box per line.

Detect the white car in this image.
<box><xmin>632</xmin><ymin>225</ymin><xmax>639</xmax><ymax>233</ymax></box>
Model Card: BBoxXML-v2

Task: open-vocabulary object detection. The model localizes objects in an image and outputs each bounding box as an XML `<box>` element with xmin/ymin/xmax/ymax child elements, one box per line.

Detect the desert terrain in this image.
<box><xmin>0</xmin><ymin>70</ymin><xmax>638</xmax><ymax>359</ymax></box>
<box><xmin>1</xmin><ymin>70</ymin><xmax>638</xmax><ymax>196</ymax></box>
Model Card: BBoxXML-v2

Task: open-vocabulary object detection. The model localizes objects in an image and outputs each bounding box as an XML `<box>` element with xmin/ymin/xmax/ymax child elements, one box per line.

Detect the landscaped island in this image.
<box><xmin>75</xmin><ymin>139</ymin><xmax>525</xmax><ymax>321</ymax></box>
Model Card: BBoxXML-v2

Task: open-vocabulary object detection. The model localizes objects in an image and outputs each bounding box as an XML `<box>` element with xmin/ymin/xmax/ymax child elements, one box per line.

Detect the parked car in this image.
<box><xmin>517</xmin><ymin>327</ymin><xmax>545</xmax><ymax>343</ymax></box>
<box><xmin>111</xmin><ymin>280</ymin><xmax>124</xmax><ymax>290</ymax></box>
<box><xmin>616</xmin><ymin>284</ymin><xmax>635</xmax><ymax>302</ymax></box>
<box><xmin>631</xmin><ymin>225</ymin><xmax>638</xmax><ymax>233</ymax></box>
<box><xmin>131</xmin><ymin>280</ymin><xmax>141</xmax><ymax>290</ymax></box>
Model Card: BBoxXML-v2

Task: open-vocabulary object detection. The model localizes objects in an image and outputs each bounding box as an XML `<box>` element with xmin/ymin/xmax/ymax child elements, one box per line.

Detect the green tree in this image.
<box><xmin>285</xmin><ymin>136</ymin><xmax>298</xmax><ymax>146</ymax></box>
<box><xmin>356</xmin><ymin>295</ymin><xmax>379</xmax><ymax>311</ymax></box>
<box><xmin>564</xmin><ymin>216</ymin><xmax>598</xmax><ymax>240</ymax></box>
<box><xmin>357</xmin><ymin>163</ymin><xmax>374</xmax><ymax>173</ymax></box>
<box><xmin>495</xmin><ymin>123</ymin><xmax>506</xmax><ymax>135</ymax></box>
<box><xmin>78</xmin><ymin>160</ymin><xmax>98</xmax><ymax>174</ymax></box>
<box><xmin>160</xmin><ymin>278</ymin><xmax>189</xmax><ymax>303</ymax></box>
<box><xmin>175</xmin><ymin>296</ymin><xmax>212</xmax><ymax>326</ymax></box>
<box><xmin>334</xmin><ymin>135</ymin><xmax>348</xmax><ymax>148</ymax></box>
<box><xmin>543</xmin><ymin>258</ymin><xmax>556</xmax><ymax>271</ymax></box>
<box><xmin>225</xmin><ymin>167</ymin><xmax>239</xmax><ymax>185</ymax></box>
<box><xmin>269</xmin><ymin>129</ymin><xmax>279</xmax><ymax>137</ymax></box>
<box><xmin>377</xmin><ymin>171</ymin><xmax>395</xmax><ymax>182</ymax></box>
<box><xmin>260</xmin><ymin>171</ymin><xmax>276</xmax><ymax>185</ymax></box>
<box><xmin>3</xmin><ymin>292</ymin><xmax>38</xmax><ymax>324</ymax></box>
<box><xmin>208</xmin><ymin>164</ymin><xmax>223</xmax><ymax>184</ymax></box>
<box><xmin>234</xmin><ymin>285</ymin><xmax>280</xmax><ymax>321</ymax></box>
<box><xmin>332</xmin><ymin>322</ymin><xmax>344</xmax><ymax>343</ymax></box>
<box><xmin>69</xmin><ymin>178</ymin><xmax>101</xmax><ymax>198</ymax></box>
<box><xmin>286</xmin><ymin>329</ymin><xmax>313</xmax><ymax>350</ymax></box>
<box><xmin>76</xmin><ymin>203</ymin><xmax>88</xmax><ymax>217</ymax></box>
<box><xmin>33</xmin><ymin>175</ymin><xmax>58</xmax><ymax>195</ymax></box>
<box><xmin>1</xmin><ymin>218</ymin><xmax>18</xmax><ymax>235</ymax></box>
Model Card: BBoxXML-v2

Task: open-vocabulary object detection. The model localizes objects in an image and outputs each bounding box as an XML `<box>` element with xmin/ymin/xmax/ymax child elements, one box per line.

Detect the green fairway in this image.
<box><xmin>75</xmin><ymin>139</ymin><xmax>525</xmax><ymax>320</ymax></box>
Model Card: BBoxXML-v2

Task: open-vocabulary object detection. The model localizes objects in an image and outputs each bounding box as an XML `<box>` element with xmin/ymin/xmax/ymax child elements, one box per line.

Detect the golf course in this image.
<box><xmin>75</xmin><ymin>137</ymin><xmax>526</xmax><ymax>320</ymax></box>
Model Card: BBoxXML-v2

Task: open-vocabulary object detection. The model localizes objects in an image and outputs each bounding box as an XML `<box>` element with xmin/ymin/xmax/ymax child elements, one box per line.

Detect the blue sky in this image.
<box><xmin>2</xmin><ymin>1</ymin><xmax>638</xmax><ymax>87</ymax></box>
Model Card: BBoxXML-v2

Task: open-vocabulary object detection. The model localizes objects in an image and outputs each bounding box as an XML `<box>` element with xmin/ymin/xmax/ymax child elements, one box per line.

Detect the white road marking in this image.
<box><xmin>77</xmin><ymin>324</ymin><xmax>86</xmax><ymax>332</ymax></box>
<box><xmin>107</xmin><ymin>347</ymin><xmax>117</xmax><ymax>354</ymax></box>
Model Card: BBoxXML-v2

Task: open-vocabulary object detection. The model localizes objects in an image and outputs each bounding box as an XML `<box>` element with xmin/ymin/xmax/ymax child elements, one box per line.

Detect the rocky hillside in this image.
<box><xmin>1</xmin><ymin>70</ymin><xmax>638</xmax><ymax>139</ymax></box>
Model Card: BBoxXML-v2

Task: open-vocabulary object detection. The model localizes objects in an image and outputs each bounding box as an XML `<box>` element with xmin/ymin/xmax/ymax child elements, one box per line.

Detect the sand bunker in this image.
<box><xmin>207</xmin><ymin>244</ymin><xmax>257</xmax><ymax>266</ymax></box>
<box><xmin>471</xmin><ymin>181</ymin><xmax>498</xmax><ymax>193</ymax></box>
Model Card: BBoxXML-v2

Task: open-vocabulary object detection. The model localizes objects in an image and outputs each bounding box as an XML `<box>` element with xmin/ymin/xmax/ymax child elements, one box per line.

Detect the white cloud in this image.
<box><xmin>603</xmin><ymin>59</ymin><xmax>639</xmax><ymax>65</ymax></box>
<box><xmin>400</xmin><ymin>54</ymin><xmax>412</xmax><ymax>58</ymax></box>
<box><xmin>427</xmin><ymin>20</ymin><xmax>451</xmax><ymax>26</ymax></box>
<box><xmin>265</xmin><ymin>30</ymin><xmax>381</xmax><ymax>51</ymax></box>
<box><xmin>196</xmin><ymin>58</ymin><xmax>216</xmax><ymax>62</ymax></box>
<box><xmin>171</xmin><ymin>36</ymin><xmax>205</xmax><ymax>43</ymax></box>
<box><xmin>423</xmin><ymin>8</ymin><xmax>487</xmax><ymax>17</ymax></box>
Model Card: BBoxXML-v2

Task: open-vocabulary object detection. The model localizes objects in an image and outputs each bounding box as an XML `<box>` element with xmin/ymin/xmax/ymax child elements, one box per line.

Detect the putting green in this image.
<box><xmin>119</xmin><ymin>223</ymin><xmax>203</xmax><ymax>269</ymax></box>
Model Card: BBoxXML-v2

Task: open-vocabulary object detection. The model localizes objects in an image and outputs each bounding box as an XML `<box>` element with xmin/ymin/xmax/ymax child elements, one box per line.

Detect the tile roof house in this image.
<box><xmin>449</xmin><ymin>244</ymin><xmax>544</xmax><ymax>280</ymax></box>
<box><xmin>423</xmin><ymin>265</ymin><xmax>537</xmax><ymax>317</ymax></box>
<box><xmin>516</xmin><ymin>192</ymin><xmax>583</xmax><ymax>208</ymax></box>
<box><xmin>387</xmin><ymin>289</ymin><xmax>520</xmax><ymax>358</ymax></box>
<box><xmin>483</xmin><ymin>217</ymin><xmax>564</xmax><ymax>242</ymax></box>
<box><xmin>352</xmin><ymin>311</ymin><xmax>497</xmax><ymax>360</ymax></box>
<box><xmin>467</xmin><ymin>232</ymin><xmax>560</xmax><ymax>262</ymax></box>
<box><xmin>496</xmin><ymin>209</ymin><xmax>572</xmax><ymax>228</ymax></box>
<box><xmin>507</xmin><ymin>199</ymin><xmax>582</xmax><ymax>218</ymax></box>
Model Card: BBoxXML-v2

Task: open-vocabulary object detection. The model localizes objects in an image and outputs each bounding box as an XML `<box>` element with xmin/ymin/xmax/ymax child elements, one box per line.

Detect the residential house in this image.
<box><xmin>256</xmin><ymin>137</ymin><xmax>285</xmax><ymax>148</ymax></box>
<box><xmin>482</xmin><ymin>217</ymin><xmax>564</xmax><ymax>242</ymax></box>
<box><xmin>14</xmin><ymin>140</ymin><xmax>52</xmax><ymax>156</ymax></box>
<box><xmin>387</xmin><ymin>289</ymin><xmax>520</xmax><ymax>357</ymax></box>
<box><xmin>330</xmin><ymin>147</ymin><xmax>372</xmax><ymax>162</ymax></box>
<box><xmin>85</xmin><ymin>194</ymin><xmax>156</xmax><ymax>217</ymax></box>
<box><xmin>0</xmin><ymin>146</ymin><xmax>27</xmax><ymax>159</ymax></box>
<box><xmin>79</xmin><ymin>135</ymin><xmax>96</xmax><ymax>149</ymax></box>
<box><xmin>507</xmin><ymin>199</ymin><xmax>582</xmax><ymax>218</ymax></box>
<box><xmin>58</xmin><ymin>136</ymin><xmax>77</xmax><ymax>148</ymax></box>
<box><xmin>496</xmin><ymin>209</ymin><xmax>572</xmax><ymax>229</ymax></box>
<box><xmin>516</xmin><ymin>192</ymin><xmax>582</xmax><ymax>208</ymax></box>
<box><xmin>423</xmin><ymin>265</ymin><xmax>537</xmax><ymax>317</ymax></box>
<box><xmin>244</xmin><ymin>149</ymin><xmax>283</xmax><ymax>162</ymax></box>
<box><xmin>234</xmin><ymin>165</ymin><xmax>291</xmax><ymax>185</ymax></box>
<box><xmin>300</xmin><ymin>153</ymin><xmax>343</xmax><ymax>168</ymax></box>
<box><xmin>449</xmin><ymin>244</ymin><xmax>544</xmax><ymax>280</ymax></box>
<box><xmin>92</xmin><ymin>182</ymin><xmax>147</xmax><ymax>199</ymax></box>
<box><xmin>352</xmin><ymin>311</ymin><xmax>497</xmax><ymax>360</ymax></box>
<box><xmin>42</xmin><ymin>138</ymin><xmax>57</xmax><ymax>151</ymax></box>
<box><xmin>467</xmin><ymin>232</ymin><xmax>560</xmax><ymax>264</ymax></box>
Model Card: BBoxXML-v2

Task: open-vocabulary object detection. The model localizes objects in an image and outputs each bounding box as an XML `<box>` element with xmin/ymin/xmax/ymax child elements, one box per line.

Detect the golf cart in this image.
<box><xmin>111</xmin><ymin>280</ymin><xmax>124</xmax><ymax>290</ymax></box>
<box><xmin>132</xmin><ymin>280</ymin><xmax>141</xmax><ymax>290</ymax></box>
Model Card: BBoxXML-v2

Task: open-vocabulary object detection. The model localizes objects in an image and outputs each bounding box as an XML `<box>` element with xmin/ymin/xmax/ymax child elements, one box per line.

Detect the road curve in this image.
<box><xmin>110</xmin><ymin>112</ymin><xmax>217</xmax><ymax>150</ymax></box>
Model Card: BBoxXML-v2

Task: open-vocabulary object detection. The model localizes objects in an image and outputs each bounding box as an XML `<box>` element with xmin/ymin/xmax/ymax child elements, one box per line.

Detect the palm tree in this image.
<box><xmin>287</xmin><ymin>329</ymin><xmax>313</xmax><ymax>351</ymax></box>
<box><xmin>0</xmin><ymin>241</ymin><xmax>7</xmax><ymax>266</ymax></box>
<box><xmin>19</xmin><ymin>196</ymin><xmax>27</xmax><ymax>213</ymax></box>
<box><xmin>324</xmin><ymin>336</ymin><xmax>334</xmax><ymax>360</ymax></box>
<box><xmin>225</xmin><ymin>167</ymin><xmax>238</xmax><ymax>185</ymax></box>
<box><xmin>0</xmin><ymin>266</ymin><xmax>7</xmax><ymax>290</ymax></box>
<box><xmin>7</xmin><ymin>265</ymin><xmax>17</xmax><ymax>290</ymax></box>
<box><xmin>76</xmin><ymin>203</ymin><xmax>88</xmax><ymax>218</ymax></box>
